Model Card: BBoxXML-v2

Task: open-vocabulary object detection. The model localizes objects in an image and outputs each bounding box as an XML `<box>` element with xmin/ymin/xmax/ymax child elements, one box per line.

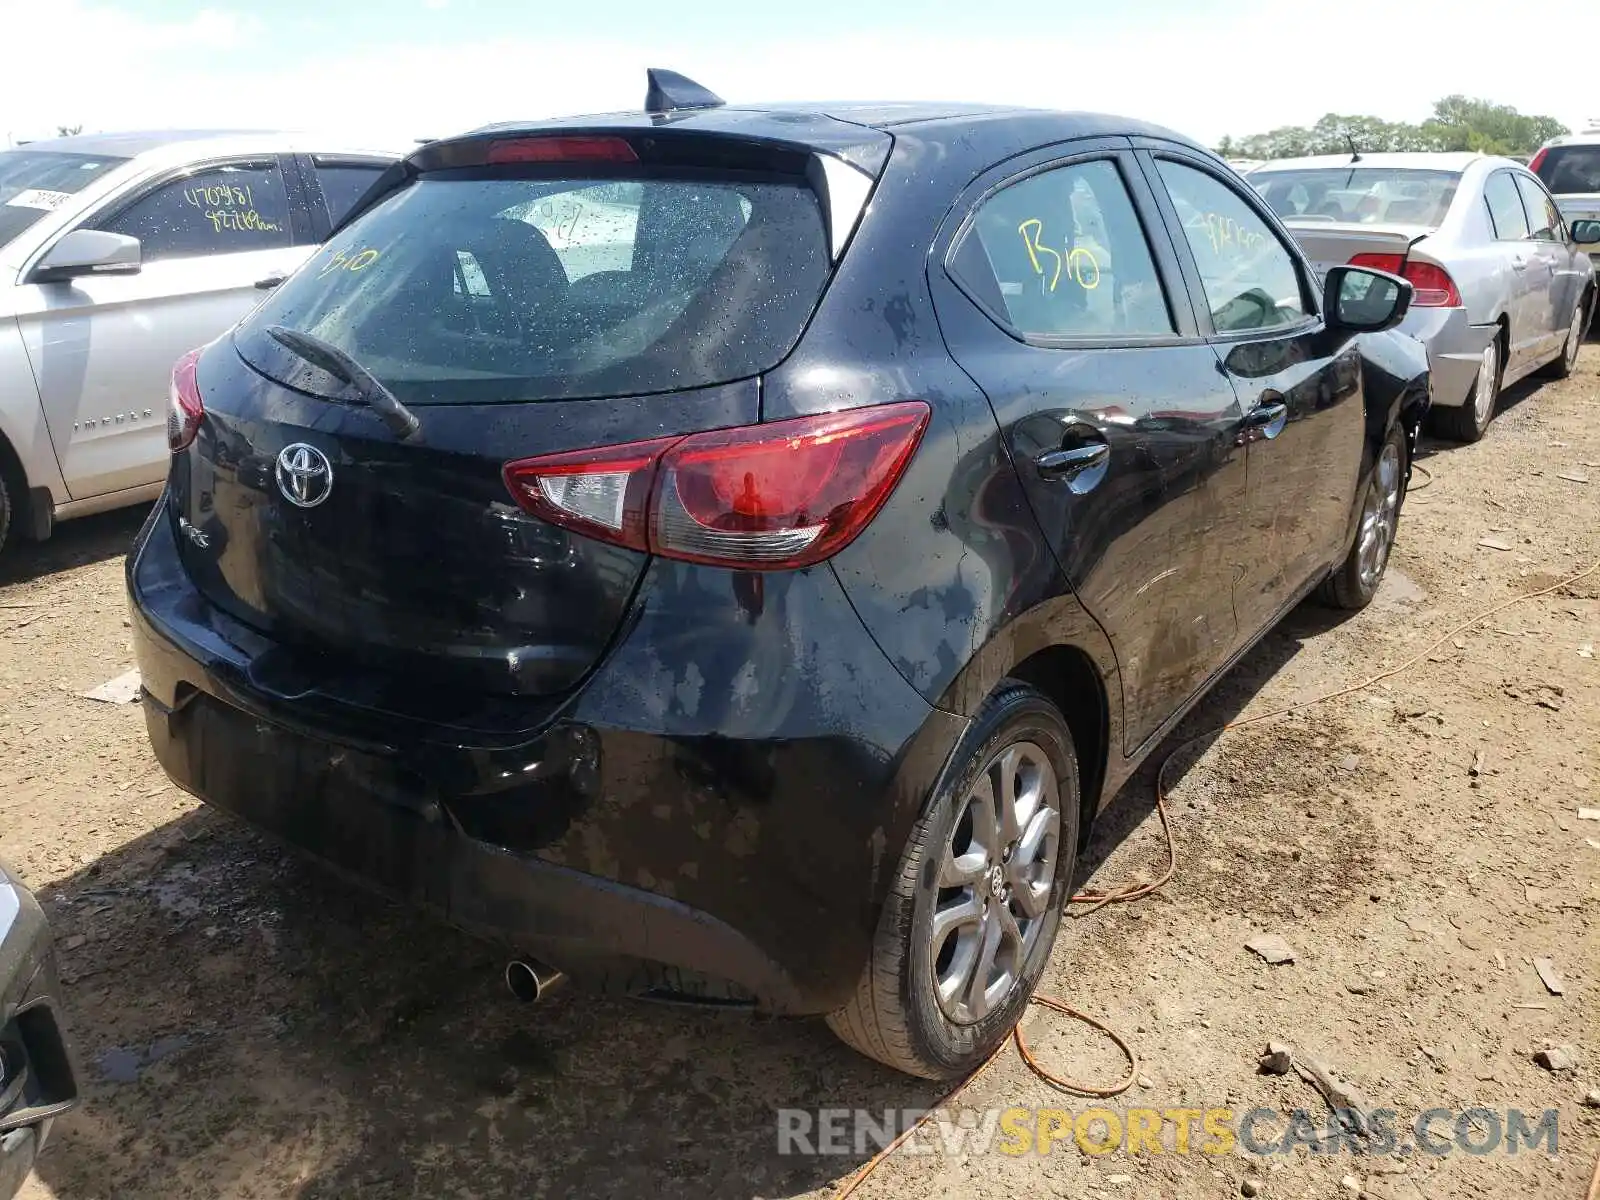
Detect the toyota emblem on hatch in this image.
<box><xmin>276</xmin><ymin>443</ymin><xmax>334</xmax><ymax>508</ymax></box>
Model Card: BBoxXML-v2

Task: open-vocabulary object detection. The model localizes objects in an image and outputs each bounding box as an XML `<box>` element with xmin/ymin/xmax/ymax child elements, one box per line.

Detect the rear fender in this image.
<box><xmin>933</xmin><ymin>592</ymin><xmax>1122</xmax><ymax>825</ymax></box>
<box><xmin>0</xmin><ymin>320</ymin><xmax>68</xmax><ymax>527</ymax></box>
<box><xmin>1336</xmin><ymin>330</ymin><xmax>1430</xmax><ymax>558</ymax></box>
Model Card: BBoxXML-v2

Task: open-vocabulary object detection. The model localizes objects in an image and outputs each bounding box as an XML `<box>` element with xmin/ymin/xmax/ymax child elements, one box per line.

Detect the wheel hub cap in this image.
<box><xmin>1356</xmin><ymin>440</ymin><xmax>1402</xmax><ymax>591</ymax></box>
<box><xmin>930</xmin><ymin>740</ymin><xmax>1061</xmax><ymax>1025</ymax></box>
<box><xmin>1473</xmin><ymin>343</ymin><xmax>1497</xmax><ymax>425</ymax></box>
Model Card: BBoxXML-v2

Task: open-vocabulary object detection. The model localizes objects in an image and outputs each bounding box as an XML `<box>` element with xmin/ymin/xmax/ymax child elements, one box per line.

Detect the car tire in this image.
<box><xmin>1538</xmin><ymin>288</ymin><xmax>1591</xmax><ymax>380</ymax></box>
<box><xmin>1433</xmin><ymin>337</ymin><xmax>1500</xmax><ymax>443</ymax></box>
<box><xmin>826</xmin><ymin>680</ymin><xmax>1080</xmax><ymax>1080</ymax></box>
<box><xmin>1317</xmin><ymin>422</ymin><xmax>1407</xmax><ymax>611</ymax></box>
<box><xmin>0</xmin><ymin>470</ymin><xmax>11</xmax><ymax>558</ymax></box>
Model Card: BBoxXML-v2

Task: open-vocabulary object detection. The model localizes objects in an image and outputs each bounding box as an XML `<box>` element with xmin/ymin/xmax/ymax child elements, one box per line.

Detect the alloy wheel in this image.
<box><xmin>1357</xmin><ymin>439</ymin><xmax>1402</xmax><ymax>591</ymax></box>
<box><xmin>1565</xmin><ymin>301</ymin><xmax>1586</xmax><ymax>370</ymax></box>
<box><xmin>930</xmin><ymin>740</ymin><xmax>1061</xmax><ymax>1024</ymax></box>
<box><xmin>1472</xmin><ymin>341</ymin><xmax>1498</xmax><ymax>428</ymax></box>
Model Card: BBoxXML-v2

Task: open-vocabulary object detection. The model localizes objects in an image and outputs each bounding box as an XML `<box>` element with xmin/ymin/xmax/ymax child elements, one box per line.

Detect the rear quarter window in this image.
<box><xmin>236</xmin><ymin>171</ymin><xmax>829</xmax><ymax>404</ymax></box>
<box><xmin>314</xmin><ymin>162</ymin><xmax>390</xmax><ymax>227</ymax></box>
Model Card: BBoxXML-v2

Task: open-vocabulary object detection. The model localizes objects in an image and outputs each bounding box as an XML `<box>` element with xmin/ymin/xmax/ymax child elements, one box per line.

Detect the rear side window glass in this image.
<box><xmin>1537</xmin><ymin>146</ymin><xmax>1600</xmax><ymax>194</ymax></box>
<box><xmin>235</xmin><ymin>172</ymin><xmax>830</xmax><ymax>404</ymax></box>
<box><xmin>94</xmin><ymin>162</ymin><xmax>291</xmax><ymax>261</ymax></box>
<box><xmin>1157</xmin><ymin>159</ymin><xmax>1309</xmax><ymax>334</ymax></box>
<box><xmin>1483</xmin><ymin>172</ymin><xmax>1530</xmax><ymax>240</ymax></box>
<box><xmin>1513</xmin><ymin>173</ymin><xmax>1562</xmax><ymax>240</ymax></box>
<box><xmin>315</xmin><ymin>163</ymin><xmax>389</xmax><ymax>227</ymax></box>
<box><xmin>950</xmin><ymin>158</ymin><xmax>1173</xmax><ymax>339</ymax></box>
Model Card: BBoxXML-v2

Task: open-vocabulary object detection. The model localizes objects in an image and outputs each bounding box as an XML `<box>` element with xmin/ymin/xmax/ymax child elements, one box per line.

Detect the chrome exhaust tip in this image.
<box><xmin>505</xmin><ymin>958</ymin><xmax>567</xmax><ymax>1003</ymax></box>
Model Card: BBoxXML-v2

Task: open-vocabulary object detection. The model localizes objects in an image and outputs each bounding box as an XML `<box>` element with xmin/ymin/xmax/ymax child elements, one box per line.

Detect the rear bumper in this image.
<box><xmin>1</xmin><ymin>865</ymin><xmax>78</xmax><ymax>1171</ymax></box>
<box><xmin>128</xmin><ymin>500</ymin><xmax>966</xmax><ymax>1014</ymax></box>
<box><xmin>1399</xmin><ymin>307</ymin><xmax>1495</xmax><ymax>409</ymax></box>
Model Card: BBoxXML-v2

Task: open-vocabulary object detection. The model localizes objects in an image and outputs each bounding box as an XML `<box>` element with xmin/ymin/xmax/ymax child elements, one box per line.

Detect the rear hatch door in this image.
<box><xmin>172</xmin><ymin>122</ymin><xmax>886</xmax><ymax>697</ymax></box>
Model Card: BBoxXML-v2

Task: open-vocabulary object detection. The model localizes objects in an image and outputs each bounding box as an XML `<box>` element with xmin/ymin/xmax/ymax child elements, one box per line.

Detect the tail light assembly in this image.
<box><xmin>1347</xmin><ymin>253</ymin><xmax>1462</xmax><ymax>308</ymax></box>
<box><xmin>167</xmin><ymin>347</ymin><xmax>205</xmax><ymax>452</ymax></box>
<box><xmin>503</xmin><ymin>401</ymin><xmax>931</xmax><ymax>570</ymax></box>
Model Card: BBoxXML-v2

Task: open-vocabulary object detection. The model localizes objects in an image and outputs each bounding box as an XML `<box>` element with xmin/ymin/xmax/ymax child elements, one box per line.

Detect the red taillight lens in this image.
<box><xmin>656</xmin><ymin>403</ymin><xmax>931</xmax><ymax>567</ymax></box>
<box><xmin>1529</xmin><ymin>148</ymin><xmax>1548</xmax><ymax>176</ymax></box>
<box><xmin>502</xmin><ymin>402</ymin><xmax>931</xmax><ymax>570</ymax></box>
<box><xmin>167</xmin><ymin>347</ymin><xmax>204</xmax><ymax>452</ymax></box>
<box><xmin>1348</xmin><ymin>252</ymin><xmax>1404</xmax><ymax>274</ymax></box>
<box><xmin>486</xmin><ymin>136</ymin><xmax>638</xmax><ymax>165</ymax></box>
<box><xmin>1399</xmin><ymin>261</ymin><xmax>1461</xmax><ymax>307</ymax></box>
<box><xmin>1347</xmin><ymin>253</ymin><xmax>1461</xmax><ymax>308</ymax></box>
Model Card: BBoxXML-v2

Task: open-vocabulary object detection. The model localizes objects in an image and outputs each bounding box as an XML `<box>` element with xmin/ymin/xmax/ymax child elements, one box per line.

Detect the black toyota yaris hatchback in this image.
<box><xmin>129</xmin><ymin>73</ymin><xmax>1429</xmax><ymax>1079</ymax></box>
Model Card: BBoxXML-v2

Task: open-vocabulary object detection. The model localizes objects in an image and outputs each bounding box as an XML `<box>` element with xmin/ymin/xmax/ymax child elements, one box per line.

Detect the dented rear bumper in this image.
<box><xmin>128</xmin><ymin>498</ymin><xmax>966</xmax><ymax>1013</ymax></box>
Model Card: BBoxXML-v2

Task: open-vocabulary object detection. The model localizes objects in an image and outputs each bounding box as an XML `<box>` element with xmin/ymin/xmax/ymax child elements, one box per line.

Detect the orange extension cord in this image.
<box><xmin>837</xmin><ymin>544</ymin><xmax>1600</xmax><ymax>1200</ymax></box>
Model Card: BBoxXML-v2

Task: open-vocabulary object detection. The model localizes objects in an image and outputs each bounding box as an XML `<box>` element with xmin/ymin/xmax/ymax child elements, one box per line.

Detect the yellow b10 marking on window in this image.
<box><xmin>1017</xmin><ymin>219</ymin><xmax>1101</xmax><ymax>291</ymax></box>
<box><xmin>318</xmin><ymin>247</ymin><xmax>382</xmax><ymax>277</ymax></box>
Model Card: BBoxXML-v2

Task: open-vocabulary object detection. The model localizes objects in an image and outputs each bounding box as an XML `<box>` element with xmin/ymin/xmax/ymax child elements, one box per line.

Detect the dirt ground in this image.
<box><xmin>3</xmin><ymin>347</ymin><xmax>1598</xmax><ymax>1200</ymax></box>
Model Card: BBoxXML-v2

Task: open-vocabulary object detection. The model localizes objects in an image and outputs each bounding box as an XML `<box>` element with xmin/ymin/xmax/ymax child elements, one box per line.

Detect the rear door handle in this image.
<box><xmin>255</xmin><ymin>273</ymin><xmax>288</xmax><ymax>290</ymax></box>
<box><xmin>1242</xmin><ymin>401</ymin><xmax>1289</xmax><ymax>442</ymax></box>
<box><xmin>1036</xmin><ymin>442</ymin><xmax>1109</xmax><ymax>477</ymax></box>
<box><xmin>1511</xmin><ymin>257</ymin><xmax>1527</xmax><ymax>273</ymax></box>
<box><xmin>1035</xmin><ymin>441</ymin><xmax>1111</xmax><ymax>493</ymax></box>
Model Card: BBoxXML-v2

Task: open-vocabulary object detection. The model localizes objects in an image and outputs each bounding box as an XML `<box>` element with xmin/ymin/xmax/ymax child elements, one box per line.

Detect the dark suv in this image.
<box><xmin>128</xmin><ymin>78</ymin><xmax>1428</xmax><ymax>1079</ymax></box>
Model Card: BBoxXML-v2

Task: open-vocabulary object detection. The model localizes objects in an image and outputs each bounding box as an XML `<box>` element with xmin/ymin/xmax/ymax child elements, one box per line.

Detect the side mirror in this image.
<box><xmin>1325</xmin><ymin>265</ymin><xmax>1412</xmax><ymax>333</ymax></box>
<box><xmin>31</xmin><ymin>230</ymin><xmax>142</xmax><ymax>284</ymax></box>
<box><xmin>1570</xmin><ymin>219</ymin><xmax>1600</xmax><ymax>247</ymax></box>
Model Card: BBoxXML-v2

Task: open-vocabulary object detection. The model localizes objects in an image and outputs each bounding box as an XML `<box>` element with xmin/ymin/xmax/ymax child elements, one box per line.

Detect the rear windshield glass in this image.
<box><xmin>1251</xmin><ymin>168</ymin><xmax>1460</xmax><ymax>226</ymax></box>
<box><xmin>1536</xmin><ymin>146</ymin><xmax>1600</xmax><ymax>194</ymax></box>
<box><xmin>235</xmin><ymin>171</ymin><xmax>830</xmax><ymax>404</ymax></box>
<box><xmin>0</xmin><ymin>150</ymin><xmax>127</xmax><ymax>250</ymax></box>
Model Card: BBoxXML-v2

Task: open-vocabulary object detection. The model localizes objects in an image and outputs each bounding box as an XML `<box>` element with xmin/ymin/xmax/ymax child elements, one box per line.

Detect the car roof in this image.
<box><xmin>18</xmin><ymin>129</ymin><xmax>276</xmax><ymax>158</ymax></box>
<box><xmin>762</xmin><ymin>101</ymin><xmax>1041</xmax><ymax>127</ymax></box>
<box><xmin>1252</xmin><ymin>152</ymin><xmax>1486</xmax><ymax>173</ymax></box>
<box><xmin>13</xmin><ymin>129</ymin><xmax>403</xmax><ymax>162</ymax></box>
<box><xmin>473</xmin><ymin>100</ymin><xmax>1071</xmax><ymax>135</ymax></box>
<box><xmin>1542</xmin><ymin>128</ymin><xmax>1600</xmax><ymax>148</ymax></box>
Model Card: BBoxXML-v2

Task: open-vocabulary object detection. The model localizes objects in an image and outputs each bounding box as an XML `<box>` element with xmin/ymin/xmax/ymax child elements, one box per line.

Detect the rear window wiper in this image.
<box><xmin>266</xmin><ymin>325</ymin><xmax>422</xmax><ymax>441</ymax></box>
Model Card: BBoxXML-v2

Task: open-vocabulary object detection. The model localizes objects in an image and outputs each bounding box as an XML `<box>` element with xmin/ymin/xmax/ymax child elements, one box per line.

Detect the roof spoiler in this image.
<box><xmin>644</xmin><ymin>69</ymin><xmax>724</xmax><ymax>115</ymax></box>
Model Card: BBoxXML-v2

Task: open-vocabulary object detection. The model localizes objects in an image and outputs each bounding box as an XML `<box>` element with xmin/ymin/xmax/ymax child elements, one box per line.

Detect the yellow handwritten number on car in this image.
<box><xmin>318</xmin><ymin>247</ymin><xmax>382</xmax><ymax>278</ymax></box>
<box><xmin>1186</xmin><ymin>210</ymin><xmax>1265</xmax><ymax>258</ymax></box>
<box><xmin>1017</xmin><ymin>220</ymin><xmax>1101</xmax><ymax>291</ymax></box>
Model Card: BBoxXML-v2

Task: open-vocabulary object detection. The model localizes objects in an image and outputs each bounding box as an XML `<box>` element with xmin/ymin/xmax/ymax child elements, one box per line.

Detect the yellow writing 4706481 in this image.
<box><xmin>318</xmin><ymin>247</ymin><xmax>382</xmax><ymax>278</ymax></box>
<box><xmin>1017</xmin><ymin>219</ymin><xmax>1100</xmax><ymax>291</ymax></box>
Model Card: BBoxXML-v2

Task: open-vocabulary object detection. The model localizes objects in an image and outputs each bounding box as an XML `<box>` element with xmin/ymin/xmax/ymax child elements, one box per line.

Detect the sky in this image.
<box><xmin>3</xmin><ymin>0</ymin><xmax>1597</xmax><ymax>150</ymax></box>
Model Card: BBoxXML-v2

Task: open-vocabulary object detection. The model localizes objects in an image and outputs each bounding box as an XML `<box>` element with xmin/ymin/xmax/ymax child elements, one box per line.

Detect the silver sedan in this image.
<box><xmin>1250</xmin><ymin>152</ymin><xmax>1597</xmax><ymax>442</ymax></box>
<box><xmin>0</xmin><ymin>131</ymin><xmax>399</xmax><ymax>556</ymax></box>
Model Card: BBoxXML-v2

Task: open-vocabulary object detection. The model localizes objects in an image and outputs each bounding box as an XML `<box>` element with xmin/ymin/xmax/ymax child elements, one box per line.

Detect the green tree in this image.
<box><xmin>1420</xmin><ymin>95</ymin><xmax>1568</xmax><ymax>155</ymax></box>
<box><xmin>1220</xmin><ymin>97</ymin><xmax>1569</xmax><ymax>161</ymax></box>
